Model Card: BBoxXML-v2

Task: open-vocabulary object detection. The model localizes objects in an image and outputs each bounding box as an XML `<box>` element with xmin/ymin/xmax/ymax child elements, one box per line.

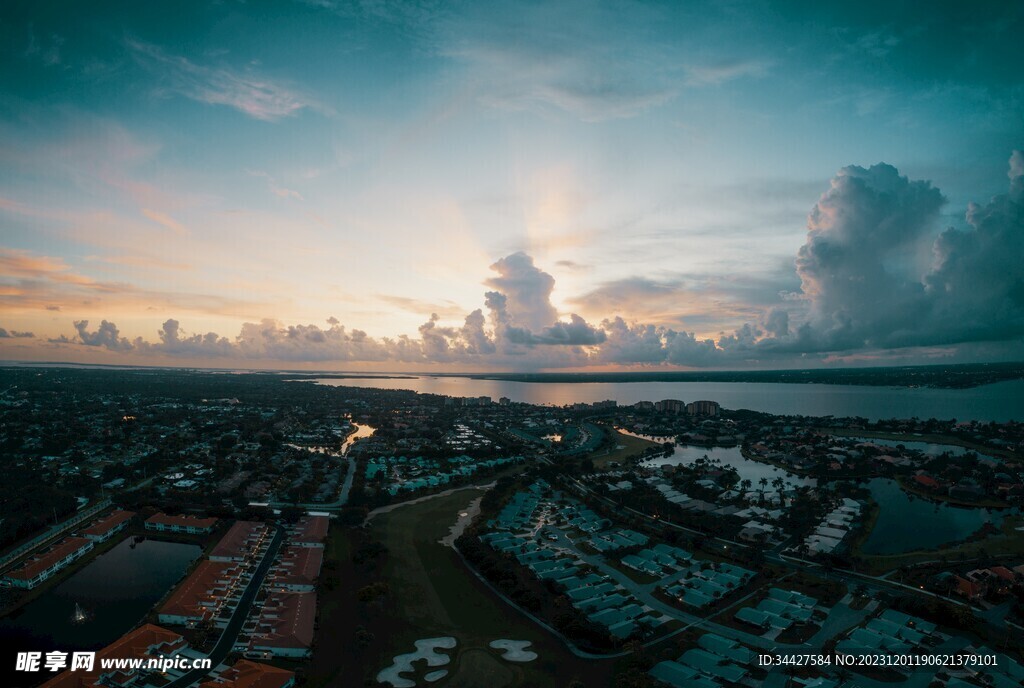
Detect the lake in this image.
<box><xmin>306</xmin><ymin>377</ymin><xmax>1024</xmax><ymax>422</ymax></box>
<box><xmin>635</xmin><ymin>441</ymin><xmax>1009</xmax><ymax>556</ymax></box>
<box><xmin>641</xmin><ymin>444</ymin><xmax>817</xmax><ymax>491</ymax></box>
<box><xmin>859</xmin><ymin>478</ymin><xmax>1009</xmax><ymax>555</ymax></box>
<box><xmin>0</xmin><ymin>537</ymin><xmax>201</xmax><ymax>688</ymax></box>
<box><xmin>847</xmin><ymin>437</ymin><xmax>998</xmax><ymax>462</ymax></box>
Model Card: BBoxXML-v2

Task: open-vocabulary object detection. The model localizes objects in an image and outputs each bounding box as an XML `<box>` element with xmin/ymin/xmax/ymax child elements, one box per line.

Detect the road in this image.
<box><xmin>164</xmin><ymin>525</ymin><xmax>285</xmax><ymax>688</ymax></box>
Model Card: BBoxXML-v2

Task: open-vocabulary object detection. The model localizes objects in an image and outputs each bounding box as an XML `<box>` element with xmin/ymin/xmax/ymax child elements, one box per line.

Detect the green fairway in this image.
<box><xmin>310</xmin><ymin>489</ymin><xmax>615</xmax><ymax>687</ymax></box>
<box><xmin>590</xmin><ymin>430</ymin><xmax>661</xmax><ymax>470</ymax></box>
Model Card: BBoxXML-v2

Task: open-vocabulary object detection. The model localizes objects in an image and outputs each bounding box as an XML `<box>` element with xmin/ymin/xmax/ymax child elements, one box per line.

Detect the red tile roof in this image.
<box><xmin>989</xmin><ymin>566</ymin><xmax>1015</xmax><ymax>582</ymax></box>
<box><xmin>269</xmin><ymin>546</ymin><xmax>323</xmax><ymax>587</ymax></box>
<box><xmin>250</xmin><ymin>591</ymin><xmax>316</xmax><ymax>650</ymax></box>
<box><xmin>80</xmin><ymin>510</ymin><xmax>135</xmax><ymax>537</ymax></box>
<box><xmin>955</xmin><ymin>575</ymin><xmax>983</xmax><ymax>599</ymax></box>
<box><xmin>4</xmin><ymin>537</ymin><xmax>93</xmax><ymax>581</ymax></box>
<box><xmin>210</xmin><ymin>521</ymin><xmax>267</xmax><ymax>560</ymax></box>
<box><xmin>145</xmin><ymin>513</ymin><xmax>218</xmax><ymax>530</ymax></box>
<box><xmin>914</xmin><ymin>474</ymin><xmax>941</xmax><ymax>489</ymax></box>
<box><xmin>291</xmin><ymin>516</ymin><xmax>329</xmax><ymax>545</ymax></box>
<box><xmin>40</xmin><ymin>624</ymin><xmax>186</xmax><ymax>688</ymax></box>
<box><xmin>160</xmin><ymin>560</ymin><xmax>238</xmax><ymax>620</ymax></box>
<box><xmin>199</xmin><ymin>660</ymin><xmax>294</xmax><ymax>688</ymax></box>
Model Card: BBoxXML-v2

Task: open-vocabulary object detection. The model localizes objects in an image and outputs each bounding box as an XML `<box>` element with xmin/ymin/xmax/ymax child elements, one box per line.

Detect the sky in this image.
<box><xmin>0</xmin><ymin>0</ymin><xmax>1022</xmax><ymax>371</ymax></box>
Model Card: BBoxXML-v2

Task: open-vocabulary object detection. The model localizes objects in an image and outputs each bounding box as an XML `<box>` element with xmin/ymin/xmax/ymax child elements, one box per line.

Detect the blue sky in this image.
<box><xmin>1</xmin><ymin>0</ymin><xmax>1022</xmax><ymax>369</ymax></box>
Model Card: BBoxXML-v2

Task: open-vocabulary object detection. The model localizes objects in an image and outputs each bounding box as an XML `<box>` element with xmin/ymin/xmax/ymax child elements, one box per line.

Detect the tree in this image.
<box><xmin>279</xmin><ymin>506</ymin><xmax>305</xmax><ymax>523</ymax></box>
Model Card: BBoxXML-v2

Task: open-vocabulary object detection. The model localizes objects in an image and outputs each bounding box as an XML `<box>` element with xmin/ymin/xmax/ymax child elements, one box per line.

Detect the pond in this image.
<box><xmin>641</xmin><ymin>444</ymin><xmax>817</xmax><ymax>490</ymax></box>
<box><xmin>847</xmin><ymin>437</ymin><xmax>999</xmax><ymax>463</ymax></box>
<box><xmin>858</xmin><ymin>478</ymin><xmax>1009</xmax><ymax>555</ymax></box>
<box><xmin>0</xmin><ymin>537</ymin><xmax>201</xmax><ymax>688</ymax></box>
<box><xmin>638</xmin><ymin>443</ymin><xmax>1011</xmax><ymax>556</ymax></box>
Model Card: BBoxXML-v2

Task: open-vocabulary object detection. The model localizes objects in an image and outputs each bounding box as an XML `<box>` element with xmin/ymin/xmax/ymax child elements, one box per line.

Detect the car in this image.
<box><xmin>545</xmin><ymin>532</ymin><xmax>560</xmax><ymax>541</ymax></box>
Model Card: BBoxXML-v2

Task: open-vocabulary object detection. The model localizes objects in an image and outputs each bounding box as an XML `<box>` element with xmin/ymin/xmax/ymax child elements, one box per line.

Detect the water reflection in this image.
<box><xmin>0</xmin><ymin>537</ymin><xmax>200</xmax><ymax>688</ymax></box>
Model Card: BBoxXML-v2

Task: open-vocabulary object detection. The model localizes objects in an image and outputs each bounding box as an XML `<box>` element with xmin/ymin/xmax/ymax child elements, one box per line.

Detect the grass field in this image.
<box><xmin>589</xmin><ymin>430</ymin><xmax>661</xmax><ymax>470</ymax></box>
<box><xmin>817</xmin><ymin>428</ymin><xmax>1019</xmax><ymax>460</ymax></box>
<box><xmin>309</xmin><ymin>489</ymin><xmax>616</xmax><ymax>687</ymax></box>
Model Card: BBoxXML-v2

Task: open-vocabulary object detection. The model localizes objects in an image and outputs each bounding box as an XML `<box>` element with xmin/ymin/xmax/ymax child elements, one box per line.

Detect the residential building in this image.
<box><xmin>199</xmin><ymin>660</ymin><xmax>295</xmax><ymax>688</ymax></box>
<box><xmin>210</xmin><ymin>521</ymin><xmax>269</xmax><ymax>563</ymax></box>
<box><xmin>40</xmin><ymin>624</ymin><xmax>187</xmax><ymax>688</ymax></box>
<box><xmin>247</xmin><ymin>591</ymin><xmax>317</xmax><ymax>658</ymax></box>
<box><xmin>289</xmin><ymin>515</ymin><xmax>329</xmax><ymax>548</ymax></box>
<box><xmin>158</xmin><ymin>560</ymin><xmax>245</xmax><ymax>627</ymax></box>
<box><xmin>1</xmin><ymin>537</ymin><xmax>94</xmax><ymax>589</ymax></box>
<box><xmin>80</xmin><ymin>510</ymin><xmax>135</xmax><ymax>542</ymax></box>
<box><xmin>266</xmin><ymin>546</ymin><xmax>323</xmax><ymax>593</ymax></box>
<box><xmin>145</xmin><ymin>513</ymin><xmax>218</xmax><ymax>535</ymax></box>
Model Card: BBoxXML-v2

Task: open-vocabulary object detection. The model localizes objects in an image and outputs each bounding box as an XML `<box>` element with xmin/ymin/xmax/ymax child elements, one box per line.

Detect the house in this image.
<box><xmin>679</xmin><ymin>648</ymin><xmax>748</xmax><ymax>683</ymax></box>
<box><xmin>79</xmin><ymin>510</ymin><xmax>135</xmax><ymax>542</ymax></box>
<box><xmin>954</xmin><ymin>575</ymin><xmax>985</xmax><ymax>600</ymax></box>
<box><xmin>289</xmin><ymin>516</ymin><xmax>329</xmax><ymax>548</ymax></box>
<box><xmin>40</xmin><ymin>624</ymin><xmax>188</xmax><ymax>688</ymax></box>
<box><xmin>2</xmin><ymin>537</ymin><xmax>94</xmax><ymax>589</ymax></box>
<box><xmin>145</xmin><ymin>513</ymin><xmax>218</xmax><ymax>535</ymax></box>
<box><xmin>247</xmin><ymin>591</ymin><xmax>317</xmax><ymax>659</ymax></box>
<box><xmin>266</xmin><ymin>547</ymin><xmax>323</xmax><ymax>593</ymax></box>
<box><xmin>159</xmin><ymin>560</ymin><xmax>244</xmax><ymax>627</ymax></box>
<box><xmin>198</xmin><ymin>660</ymin><xmax>295</xmax><ymax>688</ymax></box>
<box><xmin>210</xmin><ymin>521</ymin><xmax>269</xmax><ymax>562</ymax></box>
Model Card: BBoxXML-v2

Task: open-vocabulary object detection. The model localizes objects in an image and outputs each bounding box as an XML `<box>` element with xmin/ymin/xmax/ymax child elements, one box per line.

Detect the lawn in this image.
<box><xmin>308</xmin><ymin>489</ymin><xmax>615</xmax><ymax>687</ymax></box>
<box><xmin>818</xmin><ymin>428</ymin><xmax>1019</xmax><ymax>461</ymax></box>
<box><xmin>589</xmin><ymin>430</ymin><xmax>661</xmax><ymax>470</ymax></box>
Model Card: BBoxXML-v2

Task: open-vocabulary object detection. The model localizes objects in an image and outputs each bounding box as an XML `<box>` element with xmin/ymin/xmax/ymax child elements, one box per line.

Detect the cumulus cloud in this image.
<box><xmin>73</xmin><ymin>320</ymin><xmax>133</xmax><ymax>351</ymax></box>
<box><xmin>37</xmin><ymin>152</ymin><xmax>1024</xmax><ymax>367</ymax></box>
<box><xmin>761</xmin><ymin>151</ymin><xmax>1024</xmax><ymax>354</ymax></box>
<box><xmin>789</xmin><ymin>162</ymin><xmax>944</xmax><ymax>350</ymax></box>
<box><xmin>483</xmin><ymin>252</ymin><xmax>558</xmax><ymax>331</ymax></box>
<box><xmin>0</xmin><ymin>327</ymin><xmax>34</xmax><ymax>338</ymax></box>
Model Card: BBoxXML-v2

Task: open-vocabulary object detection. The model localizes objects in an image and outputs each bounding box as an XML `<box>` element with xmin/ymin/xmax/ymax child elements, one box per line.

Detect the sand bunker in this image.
<box><xmin>376</xmin><ymin>637</ymin><xmax>458</xmax><ymax>687</ymax></box>
<box><xmin>489</xmin><ymin>639</ymin><xmax>538</xmax><ymax>662</ymax></box>
<box><xmin>440</xmin><ymin>495</ymin><xmax>483</xmax><ymax>547</ymax></box>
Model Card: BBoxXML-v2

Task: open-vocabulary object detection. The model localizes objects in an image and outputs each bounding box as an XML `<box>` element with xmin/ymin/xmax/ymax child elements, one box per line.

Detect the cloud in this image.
<box><xmin>28</xmin><ymin>152</ymin><xmax>1024</xmax><ymax>368</ymax></box>
<box><xmin>483</xmin><ymin>252</ymin><xmax>558</xmax><ymax>331</ymax></box>
<box><xmin>0</xmin><ymin>327</ymin><xmax>34</xmax><ymax>338</ymax></box>
<box><xmin>920</xmin><ymin>150</ymin><xmax>1024</xmax><ymax>345</ymax></box>
<box><xmin>0</xmin><ymin>247</ymin><xmax>262</xmax><ymax>318</ymax></box>
<box><xmin>73</xmin><ymin>320</ymin><xmax>133</xmax><ymax>351</ymax></box>
<box><xmin>245</xmin><ymin>169</ymin><xmax>304</xmax><ymax>200</ymax></box>
<box><xmin>141</xmin><ymin>209</ymin><xmax>189</xmax><ymax>236</ymax></box>
<box><xmin>127</xmin><ymin>39</ymin><xmax>316</xmax><ymax>122</ymax></box>
<box><xmin>376</xmin><ymin>294</ymin><xmax>466</xmax><ymax>319</ymax></box>
<box><xmin>789</xmin><ymin>162</ymin><xmax>945</xmax><ymax>350</ymax></box>
<box><xmin>685</xmin><ymin>59</ymin><xmax>770</xmax><ymax>85</ymax></box>
<box><xmin>23</xmin><ymin>24</ymin><xmax>63</xmax><ymax>66</ymax></box>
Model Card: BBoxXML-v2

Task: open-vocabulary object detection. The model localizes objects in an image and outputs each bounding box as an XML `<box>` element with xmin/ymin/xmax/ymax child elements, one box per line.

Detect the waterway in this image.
<box><xmin>342</xmin><ymin>421</ymin><xmax>375</xmax><ymax>455</ymax></box>
<box><xmin>306</xmin><ymin>377</ymin><xmax>1024</xmax><ymax>422</ymax></box>
<box><xmin>0</xmin><ymin>537</ymin><xmax>200</xmax><ymax>687</ymax></box>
